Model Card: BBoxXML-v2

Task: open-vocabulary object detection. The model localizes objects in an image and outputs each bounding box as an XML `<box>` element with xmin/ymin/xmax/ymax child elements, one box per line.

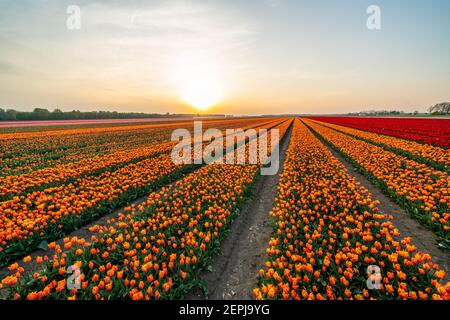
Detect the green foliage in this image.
<box><xmin>0</xmin><ymin>108</ymin><xmax>224</xmax><ymax>121</ymax></box>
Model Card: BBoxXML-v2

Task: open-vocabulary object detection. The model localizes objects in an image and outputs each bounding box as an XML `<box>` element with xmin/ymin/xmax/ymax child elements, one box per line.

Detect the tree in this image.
<box><xmin>429</xmin><ymin>102</ymin><xmax>450</xmax><ymax>114</ymax></box>
<box><xmin>0</xmin><ymin>107</ymin><xmax>225</xmax><ymax>121</ymax></box>
<box><xmin>6</xmin><ymin>109</ymin><xmax>17</xmax><ymax>120</ymax></box>
<box><xmin>32</xmin><ymin>108</ymin><xmax>50</xmax><ymax>120</ymax></box>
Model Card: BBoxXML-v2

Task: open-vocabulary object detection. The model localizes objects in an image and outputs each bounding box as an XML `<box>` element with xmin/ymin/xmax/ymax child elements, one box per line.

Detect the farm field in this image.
<box><xmin>0</xmin><ymin>116</ymin><xmax>449</xmax><ymax>300</ymax></box>
<box><xmin>0</xmin><ymin>117</ymin><xmax>228</xmax><ymax>129</ymax></box>
<box><xmin>309</xmin><ymin>117</ymin><xmax>450</xmax><ymax>149</ymax></box>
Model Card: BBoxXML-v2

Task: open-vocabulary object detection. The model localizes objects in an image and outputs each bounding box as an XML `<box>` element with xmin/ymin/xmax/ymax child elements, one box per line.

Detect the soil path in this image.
<box><xmin>187</xmin><ymin>124</ymin><xmax>293</xmax><ymax>300</ymax></box>
<box><xmin>318</xmin><ymin>135</ymin><xmax>450</xmax><ymax>283</ymax></box>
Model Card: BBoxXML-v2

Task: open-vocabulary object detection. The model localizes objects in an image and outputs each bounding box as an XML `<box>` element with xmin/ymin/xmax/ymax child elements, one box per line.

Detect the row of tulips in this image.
<box><xmin>0</xmin><ymin>118</ymin><xmax>278</xmax><ymax>199</ymax></box>
<box><xmin>317</xmin><ymin>121</ymin><xmax>450</xmax><ymax>171</ymax></box>
<box><xmin>0</xmin><ymin>119</ymin><xmax>292</xmax><ymax>299</ymax></box>
<box><xmin>311</xmin><ymin>120</ymin><xmax>449</xmax><ymax>171</ymax></box>
<box><xmin>0</xmin><ymin>123</ymin><xmax>177</xmax><ymax>176</ymax></box>
<box><xmin>254</xmin><ymin>118</ymin><xmax>449</xmax><ymax>300</ymax></box>
<box><xmin>0</xmin><ymin>153</ymin><xmax>188</xmax><ymax>267</ymax></box>
<box><xmin>307</xmin><ymin>116</ymin><xmax>450</xmax><ymax>149</ymax></box>
<box><xmin>302</xmin><ymin>119</ymin><xmax>449</xmax><ymax>247</ymax></box>
<box><xmin>1</xmin><ymin>118</ymin><xmax>272</xmax><ymax>177</ymax></box>
<box><xmin>0</xmin><ymin>119</ymin><xmax>288</xmax><ymax>266</ymax></box>
<box><xmin>0</xmin><ymin>142</ymin><xmax>174</xmax><ymax>200</ymax></box>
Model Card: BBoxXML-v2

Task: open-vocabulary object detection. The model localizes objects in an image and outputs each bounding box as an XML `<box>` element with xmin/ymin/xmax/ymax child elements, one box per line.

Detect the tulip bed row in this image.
<box><xmin>0</xmin><ymin>118</ymin><xmax>278</xmax><ymax>200</ymax></box>
<box><xmin>310</xmin><ymin>119</ymin><xmax>449</xmax><ymax>172</ymax></box>
<box><xmin>302</xmin><ymin>119</ymin><xmax>449</xmax><ymax>248</ymax></box>
<box><xmin>308</xmin><ymin>116</ymin><xmax>450</xmax><ymax>149</ymax></box>
<box><xmin>1</xmin><ymin>118</ymin><xmax>271</xmax><ymax>177</ymax></box>
<box><xmin>0</xmin><ymin>123</ymin><xmax>178</xmax><ymax>176</ymax></box>
<box><xmin>0</xmin><ymin>118</ymin><xmax>288</xmax><ymax>267</ymax></box>
<box><xmin>0</xmin><ymin>119</ymin><xmax>292</xmax><ymax>299</ymax></box>
<box><xmin>254</xmin><ymin>119</ymin><xmax>449</xmax><ymax>300</ymax></box>
<box><xmin>0</xmin><ymin>143</ymin><xmax>173</xmax><ymax>200</ymax></box>
<box><xmin>0</xmin><ymin>153</ymin><xmax>189</xmax><ymax>267</ymax></box>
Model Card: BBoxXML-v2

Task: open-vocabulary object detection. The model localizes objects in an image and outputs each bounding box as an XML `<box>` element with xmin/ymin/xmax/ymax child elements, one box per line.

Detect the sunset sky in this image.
<box><xmin>0</xmin><ymin>0</ymin><xmax>449</xmax><ymax>115</ymax></box>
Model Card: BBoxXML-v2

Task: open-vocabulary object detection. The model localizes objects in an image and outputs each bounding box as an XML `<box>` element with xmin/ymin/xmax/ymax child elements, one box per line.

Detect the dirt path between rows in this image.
<box><xmin>320</xmin><ymin>139</ymin><xmax>450</xmax><ymax>283</ymax></box>
<box><xmin>187</xmin><ymin>124</ymin><xmax>293</xmax><ymax>300</ymax></box>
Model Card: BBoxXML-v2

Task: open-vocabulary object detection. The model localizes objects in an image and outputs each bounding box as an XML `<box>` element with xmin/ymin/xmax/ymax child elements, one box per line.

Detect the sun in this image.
<box><xmin>172</xmin><ymin>56</ymin><xmax>224</xmax><ymax>111</ymax></box>
<box><xmin>180</xmin><ymin>79</ymin><xmax>222</xmax><ymax>111</ymax></box>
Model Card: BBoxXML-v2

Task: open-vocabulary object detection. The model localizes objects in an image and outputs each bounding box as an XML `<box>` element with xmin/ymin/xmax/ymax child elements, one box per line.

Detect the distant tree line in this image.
<box><xmin>428</xmin><ymin>102</ymin><xmax>450</xmax><ymax>114</ymax></box>
<box><xmin>0</xmin><ymin>108</ymin><xmax>222</xmax><ymax>121</ymax></box>
<box><xmin>348</xmin><ymin>110</ymin><xmax>407</xmax><ymax>116</ymax></box>
<box><xmin>349</xmin><ymin>102</ymin><xmax>450</xmax><ymax>116</ymax></box>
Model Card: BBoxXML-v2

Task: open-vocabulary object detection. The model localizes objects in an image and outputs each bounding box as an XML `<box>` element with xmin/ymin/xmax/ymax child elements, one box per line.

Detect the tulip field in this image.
<box><xmin>308</xmin><ymin>117</ymin><xmax>450</xmax><ymax>149</ymax></box>
<box><xmin>254</xmin><ymin>119</ymin><xmax>448</xmax><ymax>300</ymax></box>
<box><xmin>0</xmin><ymin>116</ymin><xmax>449</xmax><ymax>300</ymax></box>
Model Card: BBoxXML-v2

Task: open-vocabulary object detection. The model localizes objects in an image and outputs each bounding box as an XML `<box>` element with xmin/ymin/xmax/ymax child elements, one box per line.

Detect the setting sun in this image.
<box><xmin>172</xmin><ymin>56</ymin><xmax>224</xmax><ymax>111</ymax></box>
<box><xmin>181</xmin><ymin>80</ymin><xmax>222</xmax><ymax>111</ymax></box>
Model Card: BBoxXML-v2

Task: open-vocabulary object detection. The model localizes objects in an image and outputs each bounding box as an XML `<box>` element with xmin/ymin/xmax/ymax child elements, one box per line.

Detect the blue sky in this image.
<box><xmin>0</xmin><ymin>0</ymin><xmax>449</xmax><ymax>115</ymax></box>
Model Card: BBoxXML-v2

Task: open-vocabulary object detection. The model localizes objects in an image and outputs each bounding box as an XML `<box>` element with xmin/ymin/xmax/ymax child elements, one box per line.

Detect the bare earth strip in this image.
<box><xmin>317</xmin><ymin>135</ymin><xmax>450</xmax><ymax>283</ymax></box>
<box><xmin>187</xmin><ymin>124</ymin><xmax>293</xmax><ymax>300</ymax></box>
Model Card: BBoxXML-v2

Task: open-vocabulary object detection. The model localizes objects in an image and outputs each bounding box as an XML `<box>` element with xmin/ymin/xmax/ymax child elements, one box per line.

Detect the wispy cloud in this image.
<box><xmin>0</xmin><ymin>61</ymin><xmax>20</xmax><ymax>74</ymax></box>
<box><xmin>0</xmin><ymin>0</ymin><xmax>257</xmax><ymax>112</ymax></box>
<box><xmin>264</xmin><ymin>0</ymin><xmax>287</xmax><ymax>8</ymax></box>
